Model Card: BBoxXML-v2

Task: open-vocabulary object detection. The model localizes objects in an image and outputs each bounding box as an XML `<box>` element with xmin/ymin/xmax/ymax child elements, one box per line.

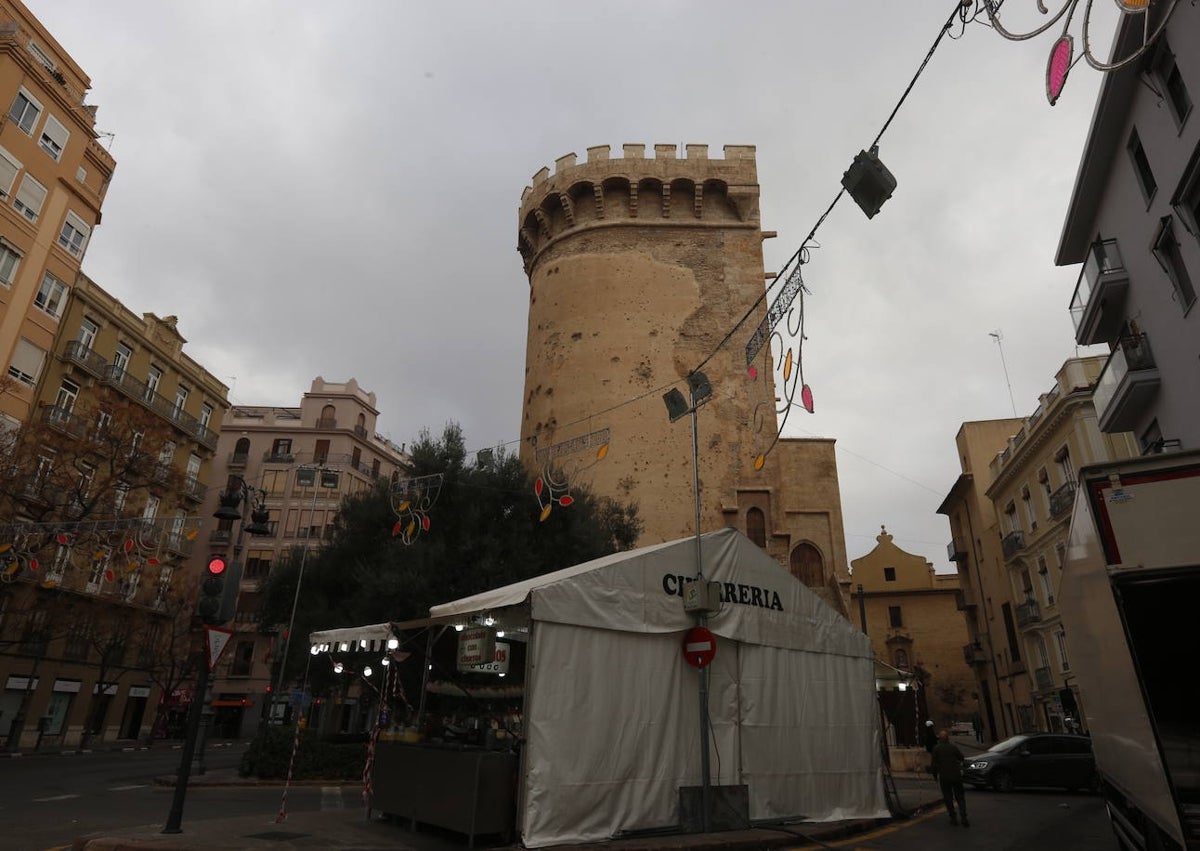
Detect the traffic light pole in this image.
<box><xmin>163</xmin><ymin>658</ymin><xmax>210</xmax><ymax>834</ymax></box>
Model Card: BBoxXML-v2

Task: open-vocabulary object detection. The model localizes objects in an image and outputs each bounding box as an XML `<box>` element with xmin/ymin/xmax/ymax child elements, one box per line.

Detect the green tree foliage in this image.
<box><xmin>259</xmin><ymin>423</ymin><xmax>641</xmax><ymax>690</ymax></box>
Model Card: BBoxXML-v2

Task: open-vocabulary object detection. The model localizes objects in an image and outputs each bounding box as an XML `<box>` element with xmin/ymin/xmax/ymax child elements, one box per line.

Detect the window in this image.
<box><xmin>0</xmin><ymin>146</ymin><xmax>20</xmax><ymax>197</ymax></box>
<box><xmin>1174</xmin><ymin>142</ymin><xmax>1200</xmax><ymax>239</ymax></box>
<box><xmin>1128</xmin><ymin>129</ymin><xmax>1157</xmax><ymax>203</ymax></box>
<box><xmin>887</xmin><ymin>606</ymin><xmax>903</xmax><ymax>628</ymax></box>
<box><xmin>1055</xmin><ymin>629</ymin><xmax>1071</xmax><ymax>671</ymax></box>
<box><xmin>1039</xmin><ymin>558</ymin><xmax>1054</xmax><ymax>605</ymax></box>
<box><xmin>883</xmin><ymin>566</ymin><xmax>896</xmax><ymax>582</ymax></box>
<box><xmin>112</xmin><ymin>342</ymin><xmax>132</xmax><ymax>375</ymax></box>
<box><xmin>894</xmin><ymin>649</ymin><xmax>908</xmax><ymax>669</ymax></box>
<box><xmin>789</xmin><ymin>542</ymin><xmax>824</xmax><ymax>587</ymax></box>
<box><xmin>146</xmin><ymin>365</ymin><xmax>162</xmax><ymax>398</ymax></box>
<box><xmin>34</xmin><ymin>273</ymin><xmax>67</xmax><ymax>318</ymax></box>
<box><xmin>157</xmin><ymin>440</ymin><xmax>175</xmax><ymax>466</ymax></box>
<box><xmin>8</xmin><ymin>87</ymin><xmax>42</xmax><ymax>134</ymax></box>
<box><xmin>245</xmin><ymin>550</ymin><xmax>274</xmax><ymax>579</ymax></box>
<box><xmin>58</xmin><ymin>212</ymin><xmax>90</xmax><ymax>257</ymax></box>
<box><xmin>1001</xmin><ymin>602</ymin><xmax>1021</xmax><ymax>661</ymax></box>
<box><xmin>95</xmin><ymin>409</ymin><xmax>112</xmax><ymax>435</ymax></box>
<box><xmin>174</xmin><ymin>385</ymin><xmax>189</xmax><ymax>414</ymax></box>
<box><xmin>13</xmin><ymin>173</ymin><xmax>47</xmax><ymax>221</ymax></box>
<box><xmin>270</xmin><ymin>438</ymin><xmax>292</xmax><ymax>459</ymax></box>
<box><xmin>231</xmin><ymin>641</ymin><xmax>255</xmax><ymax>677</ymax></box>
<box><xmin>155</xmin><ymin>565</ymin><xmax>173</xmax><ymax>607</ymax></box>
<box><xmin>745</xmin><ymin>507</ymin><xmax>766</xmax><ymax>548</ymax></box>
<box><xmin>1151</xmin><ymin>39</ymin><xmax>1191</xmax><ymax>129</ymax></box>
<box><xmin>78</xmin><ymin>318</ymin><xmax>98</xmax><ymax>350</ymax></box>
<box><xmin>1152</xmin><ymin>216</ymin><xmax>1196</xmax><ymax>311</ymax></box>
<box><xmin>1035</xmin><ymin>634</ymin><xmax>1051</xmax><ymax>670</ymax></box>
<box><xmin>313</xmin><ymin>438</ymin><xmax>330</xmax><ymax>465</ymax></box>
<box><xmin>1004</xmin><ymin>501</ymin><xmax>1020</xmax><ymax>533</ymax></box>
<box><xmin>0</xmin><ymin>244</ymin><xmax>19</xmax><ymax>286</ymax></box>
<box><xmin>142</xmin><ymin>495</ymin><xmax>160</xmax><ymax>522</ymax></box>
<box><xmin>113</xmin><ymin>482</ymin><xmax>129</xmax><ymax>513</ymax></box>
<box><xmin>38</xmin><ymin>114</ymin><xmax>69</xmax><ymax>161</ymax></box>
<box><xmin>199</xmin><ymin>403</ymin><xmax>213</xmax><ymax>431</ymax></box>
<box><xmin>1055</xmin><ymin>447</ymin><xmax>1074</xmax><ymax>485</ymax></box>
<box><xmin>1021</xmin><ymin>487</ymin><xmax>1036</xmax><ymax>530</ymax></box>
<box><xmin>6</xmin><ymin>338</ymin><xmax>46</xmax><ymax>386</ymax></box>
<box><xmin>54</xmin><ymin>378</ymin><xmax>79</xmax><ymax>412</ymax></box>
<box><xmin>185</xmin><ymin>453</ymin><xmax>201</xmax><ymax>483</ymax></box>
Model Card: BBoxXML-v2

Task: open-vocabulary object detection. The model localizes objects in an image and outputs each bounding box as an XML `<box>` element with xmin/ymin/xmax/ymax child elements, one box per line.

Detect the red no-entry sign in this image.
<box><xmin>683</xmin><ymin>626</ymin><xmax>717</xmax><ymax>668</ymax></box>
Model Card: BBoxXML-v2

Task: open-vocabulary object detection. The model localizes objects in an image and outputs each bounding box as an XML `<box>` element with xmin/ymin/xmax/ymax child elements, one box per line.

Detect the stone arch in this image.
<box><xmin>637</xmin><ymin>177</ymin><xmax>665</xmax><ymax>218</ymax></box>
<box><xmin>601</xmin><ymin>177</ymin><xmax>631</xmax><ymax>218</ymax></box>
<box><xmin>234</xmin><ymin>436</ymin><xmax>250</xmax><ymax>456</ymax></box>
<box><xmin>789</xmin><ymin>541</ymin><xmax>825</xmax><ymax>588</ymax></box>
<box><xmin>669</xmin><ymin>177</ymin><xmax>697</xmax><ymax>219</ymax></box>
<box><xmin>745</xmin><ymin>507</ymin><xmax>766</xmax><ymax>548</ymax></box>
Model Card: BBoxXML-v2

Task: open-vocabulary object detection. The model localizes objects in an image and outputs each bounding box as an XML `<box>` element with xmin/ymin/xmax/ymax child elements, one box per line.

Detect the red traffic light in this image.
<box><xmin>207</xmin><ymin>556</ymin><xmax>227</xmax><ymax>576</ymax></box>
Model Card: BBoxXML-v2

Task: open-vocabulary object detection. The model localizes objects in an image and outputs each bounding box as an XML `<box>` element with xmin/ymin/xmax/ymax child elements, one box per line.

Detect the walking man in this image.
<box><xmin>929</xmin><ymin>729</ymin><xmax>969</xmax><ymax>827</ymax></box>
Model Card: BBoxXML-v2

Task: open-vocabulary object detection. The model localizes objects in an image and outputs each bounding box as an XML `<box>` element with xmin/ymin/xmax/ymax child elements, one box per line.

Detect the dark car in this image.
<box><xmin>964</xmin><ymin>732</ymin><xmax>1096</xmax><ymax>792</ymax></box>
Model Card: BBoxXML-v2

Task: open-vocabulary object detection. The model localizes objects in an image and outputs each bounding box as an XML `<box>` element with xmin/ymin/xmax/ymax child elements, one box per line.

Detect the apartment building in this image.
<box><xmin>939</xmin><ymin>358</ymin><xmax>1137</xmax><ymax>742</ymax></box>
<box><xmin>198</xmin><ymin>377</ymin><xmax>408</xmax><ymax>738</ymax></box>
<box><xmin>1056</xmin><ymin>3</ymin><xmax>1199</xmax><ymax>451</ymax></box>
<box><xmin>1</xmin><ymin>0</ymin><xmax>115</xmax><ymax>428</ymax></box>
<box><xmin>0</xmin><ymin>275</ymin><xmax>229</xmax><ymax>749</ymax></box>
<box><xmin>846</xmin><ymin>527</ymin><xmax>974</xmax><ymax>741</ymax></box>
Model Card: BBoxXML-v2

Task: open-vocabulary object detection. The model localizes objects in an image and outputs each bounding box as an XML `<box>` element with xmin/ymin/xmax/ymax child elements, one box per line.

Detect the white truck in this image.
<box><xmin>1061</xmin><ymin>451</ymin><xmax>1200</xmax><ymax>850</ymax></box>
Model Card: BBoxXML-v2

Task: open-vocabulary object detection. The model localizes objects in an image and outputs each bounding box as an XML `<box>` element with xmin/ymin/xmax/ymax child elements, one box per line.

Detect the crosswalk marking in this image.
<box><xmin>108</xmin><ymin>784</ymin><xmax>148</xmax><ymax>792</ymax></box>
<box><xmin>321</xmin><ymin>786</ymin><xmax>344</xmax><ymax>810</ymax></box>
<box><xmin>33</xmin><ymin>794</ymin><xmax>80</xmax><ymax>802</ymax></box>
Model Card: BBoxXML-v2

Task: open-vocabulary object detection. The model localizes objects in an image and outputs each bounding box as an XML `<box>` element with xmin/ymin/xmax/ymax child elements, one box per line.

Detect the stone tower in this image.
<box><xmin>517</xmin><ymin>143</ymin><xmax>850</xmax><ymax>609</ymax></box>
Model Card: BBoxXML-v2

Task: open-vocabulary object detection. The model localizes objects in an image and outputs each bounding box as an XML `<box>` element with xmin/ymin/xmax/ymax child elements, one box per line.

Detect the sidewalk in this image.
<box><xmin>72</xmin><ymin>770</ymin><xmax>948</xmax><ymax>851</ymax></box>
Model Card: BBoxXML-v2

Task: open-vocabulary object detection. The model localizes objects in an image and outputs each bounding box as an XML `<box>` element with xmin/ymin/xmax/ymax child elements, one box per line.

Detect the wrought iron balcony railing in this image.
<box><xmin>1001</xmin><ymin>530</ymin><xmax>1026</xmax><ymax>559</ymax></box>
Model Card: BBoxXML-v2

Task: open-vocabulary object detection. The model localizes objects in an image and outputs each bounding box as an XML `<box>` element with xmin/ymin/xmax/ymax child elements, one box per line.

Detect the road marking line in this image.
<box><xmin>321</xmin><ymin>786</ymin><xmax>344</xmax><ymax>810</ymax></box>
<box><xmin>33</xmin><ymin>794</ymin><xmax>80</xmax><ymax>802</ymax></box>
<box><xmin>108</xmin><ymin>784</ymin><xmax>148</xmax><ymax>791</ymax></box>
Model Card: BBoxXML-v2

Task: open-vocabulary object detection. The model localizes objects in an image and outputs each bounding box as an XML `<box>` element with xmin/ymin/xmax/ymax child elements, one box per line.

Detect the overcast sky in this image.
<box><xmin>37</xmin><ymin>1</ymin><xmax>1119</xmax><ymax>573</ymax></box>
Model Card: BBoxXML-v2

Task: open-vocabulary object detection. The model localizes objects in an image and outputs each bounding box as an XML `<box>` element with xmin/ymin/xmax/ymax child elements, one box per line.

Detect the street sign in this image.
<box><xmin>683</xmin><ymin>626</ymin><xmax>717</xmax><ymax>669</ymax></box>
<box><xmin>206</xmin><ymin>626</ymin><xmax>234</xmax><ymax>672</ymax></box>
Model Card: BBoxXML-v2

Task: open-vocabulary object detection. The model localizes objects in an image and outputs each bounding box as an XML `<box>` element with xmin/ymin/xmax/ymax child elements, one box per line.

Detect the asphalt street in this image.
<box><xmin>0</xmin><ymin>743</ymin><xmax>352</xmax><ymax>850</ymax></box>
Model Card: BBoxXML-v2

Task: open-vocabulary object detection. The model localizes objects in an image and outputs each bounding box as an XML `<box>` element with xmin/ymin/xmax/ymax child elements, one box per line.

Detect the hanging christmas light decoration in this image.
<box><xmin>973</xmin><ymin>0</ymin><xmax>1181</xmax><ymax>105</ymax></box>
<box><xmin>532</xmin><ymin>427</ymin><xmax>610</xmax><ymax>521</ymax></box>
<box><xmin>389</xmin><ymin>473</ymin><xmax>444</xmax><ymax>545</ymax></box>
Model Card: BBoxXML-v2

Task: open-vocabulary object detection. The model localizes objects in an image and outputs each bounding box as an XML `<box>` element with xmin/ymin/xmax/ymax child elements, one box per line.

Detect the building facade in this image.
<box><xmin>2</xmin><ymin>0</ymin><xmax>115</xmax><ymax>428</ymax></box>
<box><xmin>1056</xmin><ymin>2</ymin><xmax>1199</xmax><ymax>451</ymax></box>
<box><xmin>516</xmin><ymin>144</ymin><xmax>850</xmax><ymax>613</ymax></box>
<box><xmin>199</xmin><ymin>377</ymin><xmax>408</xmax><ymax>738</ymax></box>
<box><xmin>939</xmin><ymin>358</ymin><xmax>1137</xmax><ymax>742</ymax></box>
<box><xmin>0</xmin><ymin>274</ymin><xmax>229</xmax><ymax>749</ymax></box>
<box><xmin>846</xmin><ymin>527</ymin><xmax>974</xmax><ymax>735</ymax></box>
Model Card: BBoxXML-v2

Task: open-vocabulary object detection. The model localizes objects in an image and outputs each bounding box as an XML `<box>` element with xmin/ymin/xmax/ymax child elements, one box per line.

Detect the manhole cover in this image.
<box><xmin>243</xmin><ymin>830</ymin><xmax>312</xmax><ymax>841</ymax></box>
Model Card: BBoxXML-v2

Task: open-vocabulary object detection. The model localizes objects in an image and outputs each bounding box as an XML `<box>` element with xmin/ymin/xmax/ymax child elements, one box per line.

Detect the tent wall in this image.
<box><xmin>520</xmin><ymin>621</ymin><xmax>886</xmax><ymax>848</ymax></box>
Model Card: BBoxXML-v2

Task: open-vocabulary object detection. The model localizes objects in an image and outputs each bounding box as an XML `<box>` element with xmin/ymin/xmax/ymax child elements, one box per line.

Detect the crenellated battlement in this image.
<box><xmin>517</xmin><ymin>143</ymin><xmax>760</xmax><ymax>273</ymax></box>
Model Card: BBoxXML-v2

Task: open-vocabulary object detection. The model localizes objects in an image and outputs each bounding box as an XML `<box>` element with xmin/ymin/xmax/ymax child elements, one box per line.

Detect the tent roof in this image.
<box><xmin>431</xmin><ymin>528</ymin><xmax>871</xmax><ymax>658</ymax></box>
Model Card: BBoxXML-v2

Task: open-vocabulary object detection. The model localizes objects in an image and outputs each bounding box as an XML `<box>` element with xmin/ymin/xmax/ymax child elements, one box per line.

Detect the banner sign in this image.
<box><xmin>457</xmin><ymin>628</ymin><xmax>496</xmax><ymax>672</ymax></box>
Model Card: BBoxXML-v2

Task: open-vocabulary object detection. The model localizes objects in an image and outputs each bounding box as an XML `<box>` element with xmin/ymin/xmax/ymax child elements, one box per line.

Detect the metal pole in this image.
<box><xmin>163</xmin><ymin>658</ymin><xmax>210</xmax><ymax>833</ymax></box>
<box><xmin>270</xmin><ymin>471</ymin><xmax>322</xmax><ymax>726</ymax></box>
<box><xmin>857</xmin><ymin>583</ymin><xmax>868</xmax><ymax>634</ymax></box>
<box><xmin>690</xmin><ymin>401</ymin><xmax>712</xmax><ymax>833</ymax></box>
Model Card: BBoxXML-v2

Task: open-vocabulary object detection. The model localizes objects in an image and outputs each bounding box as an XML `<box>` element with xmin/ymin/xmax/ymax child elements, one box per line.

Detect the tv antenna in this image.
<box><xmin>989</xmin><ymin>331</ymin><xmax>1018</xmax><ymax>418</ymax></box>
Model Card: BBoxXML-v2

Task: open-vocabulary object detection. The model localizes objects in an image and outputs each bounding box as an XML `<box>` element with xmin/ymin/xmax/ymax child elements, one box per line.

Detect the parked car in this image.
<box><xmin>964</xmin><ymin>733</ymin><xmax>1097</xmax><ymax>792</ymax></box>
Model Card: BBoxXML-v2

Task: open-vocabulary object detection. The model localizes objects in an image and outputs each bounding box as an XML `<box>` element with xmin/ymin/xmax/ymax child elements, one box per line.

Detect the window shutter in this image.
<box><xmin>14</xmin><ymin>174</ymin><xmax>47</xmax><ymax>219</ymax></box>
<box><xmin>0</xmin><ymin>147</ymin><xmax>20</xmax><ymax>195</ymax></box>
<box><xmin>7</xmin><ymin>338</ymin><xmax>47</xmax><ymax>385</ymax></box>
<box><xmin>39</xmin><ymin>115</ymin><xmax>69</xmax><ymax>160</ymax></box>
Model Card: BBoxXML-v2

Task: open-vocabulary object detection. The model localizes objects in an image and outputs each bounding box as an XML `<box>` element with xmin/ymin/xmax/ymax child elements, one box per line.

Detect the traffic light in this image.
<box><xmin>198</xmin><ymin>555</ymin><xmax>242</xmax><ymax>625</ymax></box>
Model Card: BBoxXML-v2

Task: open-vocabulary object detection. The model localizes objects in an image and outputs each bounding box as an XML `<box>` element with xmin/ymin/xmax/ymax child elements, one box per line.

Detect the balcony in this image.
<box><xmin>1034</xmin><ymin>666</ymin><xmax>1054</xmax><ymax>691</ymax></box>
<box><xmin>354</xmin><ymin>424</ymin><xmax>369</xmax><ymax>438</ymax></box>
<box><xmin>102</xmin><ymin>367</ymin><xmax>219</xmax><ymax>449</ymax></box>
<box><xmin>1016</xmin><ymin>599</ymin><xmax>1041</xmax><ymax>627</ymax></box>
<box><xmin>228</xmin><ymin>452</ymin><xmax>248</xmax><ymax>468</ymax></box>
<box><xmin>315</xmin><ymin>417</ymin><xmax>337</xmax><ymax>429</ymax></box>
<box><xmin>1070</xmin><ymin>238</ymin><xmax>1129</xmax><ymax>346</ymax></box>
<box><xmin>40</xmin><ymin>404</ymin><xmax>89</xmax><ymax>438</ymax></box>
<box><xmin>1049</xmin><ymin>481</ymin><xmax>1076</xmax><ymax>518</ymax></box>
<box><xmin>947</xmin><ymin>539</ymin><xmax>968</xmax><ymax>562</ymax></box>
<box><xmin>1001</xmin><ymin>529</ymin><xmax>1025</xmax><ymax>559</ymax></box>
<box><xmin>1095</xmin><ymin>333</ymin><xmax>1160</xmax><ymax>433</ymax></box>
<box><xmin>63</xmin><ymin>341</ymin><xmax>109</xmax><ymax>377</ymax></box>
<box><xmin>263</xmin><ymin>451</ymin><xmax>295</xmax><ymax>464</ymax></box>
<box><xmin>963</xmin><ymin>642</ymin><xmax>988</xmax><ymax>666</ymax></box>
<box><xmin>181</xmin><ymin>476</ymin><xmax>205</xmax><ymax>503</ymax></box>
<box><xmin>208</xmin><ymin>529</ymin><xmax>232</xmax><ymax>545</ymax></box>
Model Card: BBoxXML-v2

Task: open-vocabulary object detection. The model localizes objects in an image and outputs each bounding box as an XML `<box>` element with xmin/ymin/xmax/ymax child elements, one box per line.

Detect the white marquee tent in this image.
<box><xmin>314</xmin><ymin>528</ymin><xmax>888</xmax><ymax>847</ymax></box>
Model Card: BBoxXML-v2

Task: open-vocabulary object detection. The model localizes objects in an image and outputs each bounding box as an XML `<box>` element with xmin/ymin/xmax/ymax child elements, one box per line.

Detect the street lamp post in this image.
<box><xmin>266</xmin><ymin>465</ymin><xmax>339</xmax><ymax>731</ymax></box>
<box><xmin>663</xmin><ymin>370</ymin><xmax>715</xmax><ymax>833</ymax></box>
